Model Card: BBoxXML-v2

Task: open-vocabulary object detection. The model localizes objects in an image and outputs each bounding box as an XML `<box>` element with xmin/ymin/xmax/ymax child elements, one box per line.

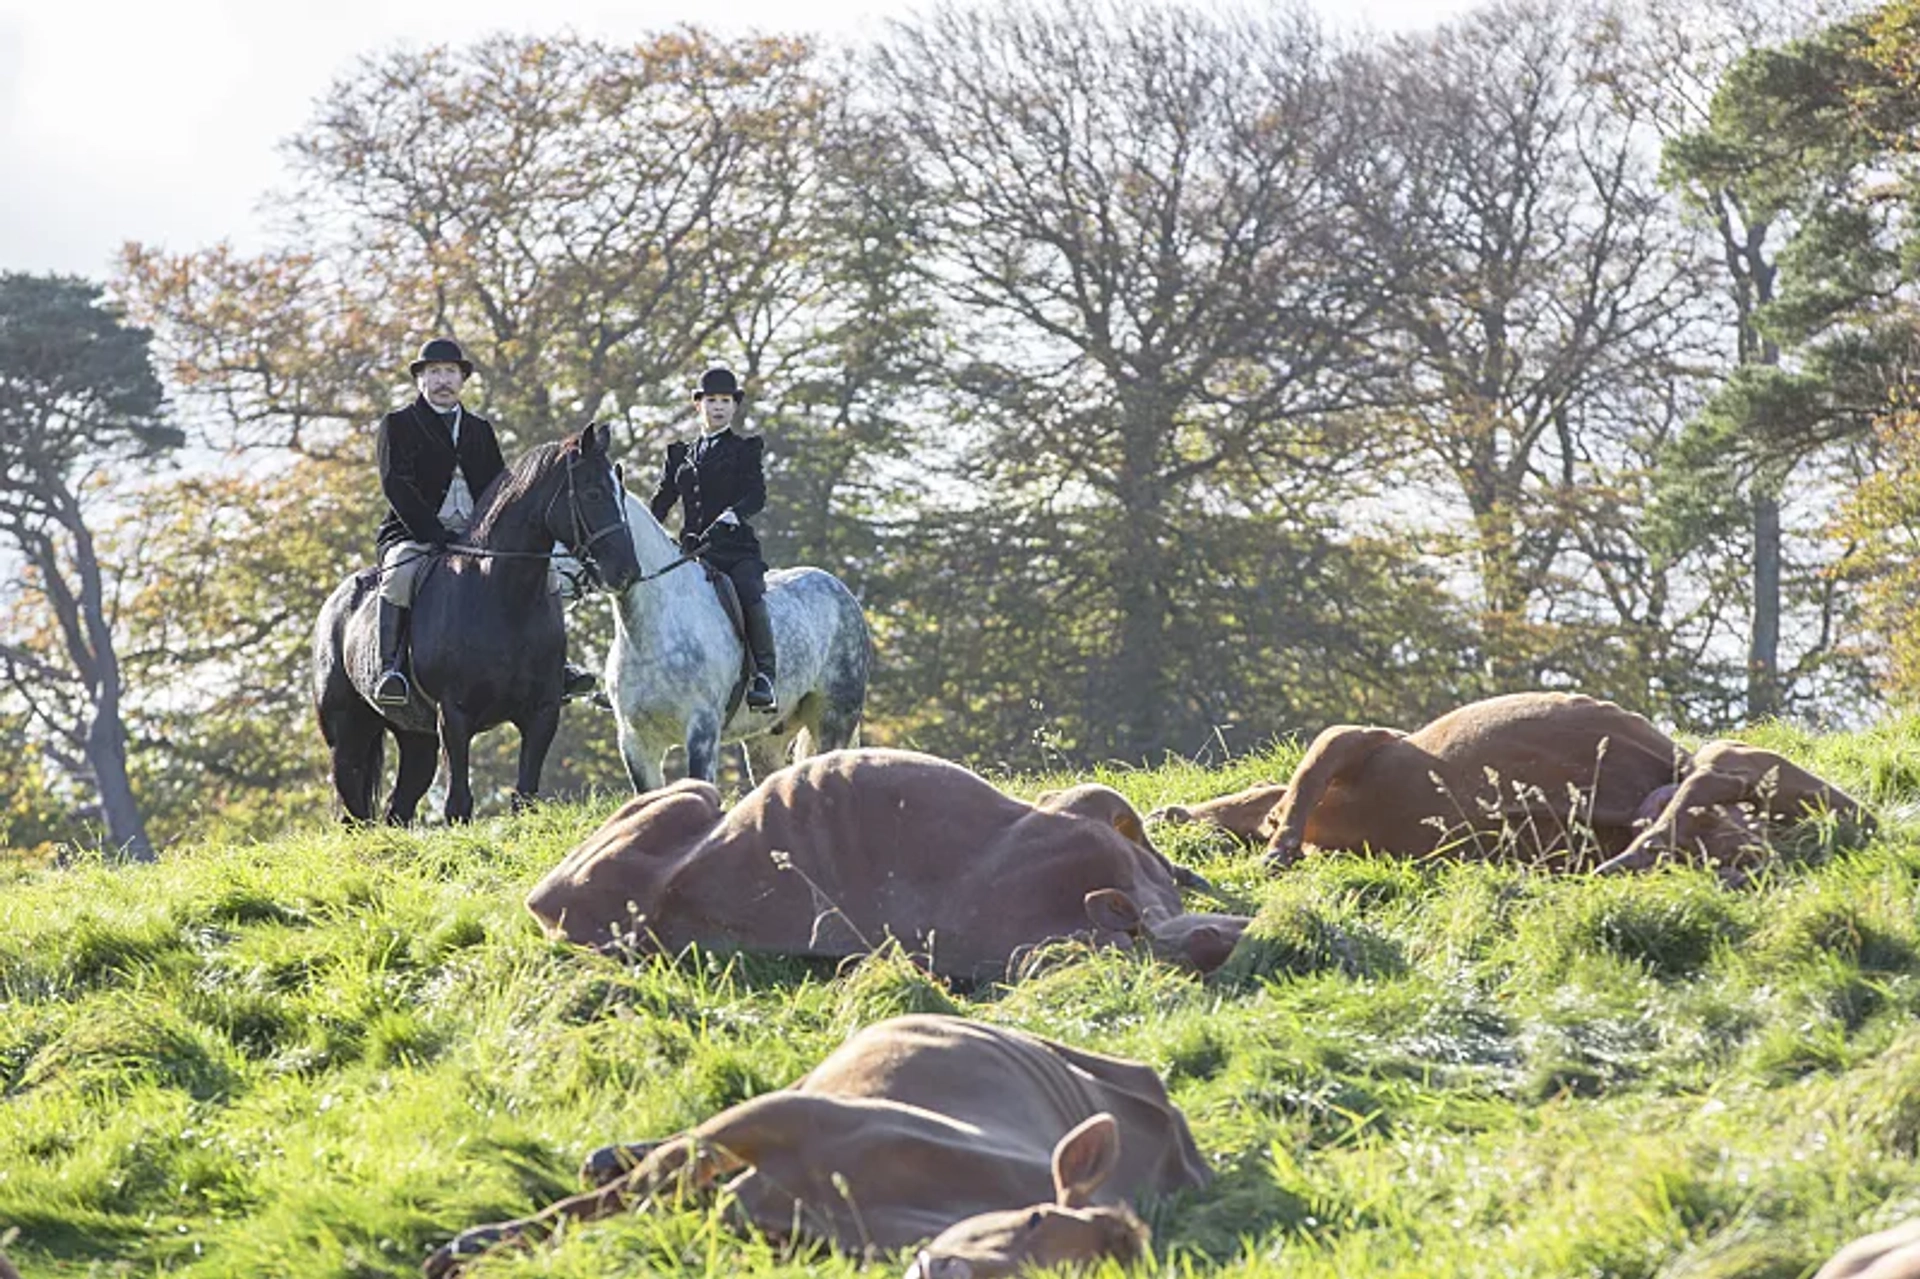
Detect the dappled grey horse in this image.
<box><xmin>313</xmin><ymin>423</ymin><xmax>640</xmax><ymax>823</ymax></box>
<box><xmin>605</xmin><ymin>489</ymin><xmax>869</xmax><ymax>791</ymax></box>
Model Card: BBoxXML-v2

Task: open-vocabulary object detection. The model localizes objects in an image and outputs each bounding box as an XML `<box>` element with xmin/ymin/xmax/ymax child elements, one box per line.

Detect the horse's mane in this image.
<box><xmin>468</xmin><ymin>432</ymin><xmax>586</xmax><ymax>542</ymax></box>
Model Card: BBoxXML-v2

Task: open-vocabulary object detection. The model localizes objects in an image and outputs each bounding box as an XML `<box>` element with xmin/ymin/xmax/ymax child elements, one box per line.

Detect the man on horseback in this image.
<box><xmin>372</xmin><ymin>337</ymin><xmax>597</xmax><ymax>707</ymax></box>
<box><xmin>649</xmin><ymin>366</ymin><xmax>778</xmax><ymax>713</ymax></box>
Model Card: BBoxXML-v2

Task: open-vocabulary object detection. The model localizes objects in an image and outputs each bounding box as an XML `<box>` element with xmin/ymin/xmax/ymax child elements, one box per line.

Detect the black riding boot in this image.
<box><xmin>374</xmin><ymin>599</ymin><xmax>411</xmax><ymax>706</ymax></box>
<box><xmin>743</xmin><ymin>598</ymin><xmax>778</xmax><ymax>713</ymax></box>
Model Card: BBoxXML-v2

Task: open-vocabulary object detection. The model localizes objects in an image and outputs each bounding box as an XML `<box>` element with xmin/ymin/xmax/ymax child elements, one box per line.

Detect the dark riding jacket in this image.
<box><xmin>649</xmin><ymin>429</ymin><xmax>766</xmax><ymax>561</ymax></box>
<box><xmin>375</xmin><ymin>397</ymin><xmax>507</xmax><ymax>552</ymax></box>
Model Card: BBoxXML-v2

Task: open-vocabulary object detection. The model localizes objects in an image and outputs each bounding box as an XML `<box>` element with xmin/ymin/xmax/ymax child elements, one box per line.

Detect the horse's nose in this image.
<box><xmin>601</xmin><ymin>556</ymin><xmax>641</xmax><ymax>591</ymax></box>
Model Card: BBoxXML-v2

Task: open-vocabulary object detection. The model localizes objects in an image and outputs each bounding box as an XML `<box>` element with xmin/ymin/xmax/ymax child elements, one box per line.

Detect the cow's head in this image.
<box><xmin>1594</xmin><ymin>792</ymin><xmax>1766</xmax><ymax>877</ymax></box>
<box><xmin>902</xmin><ymin>1113</ymin><xmax>1148</xmax><ymax>1279</ymax></box>
<box><xmin>1083</xmin><ymin>888</ymin><xmax>1248</xmax><ymax>975</ymax></box>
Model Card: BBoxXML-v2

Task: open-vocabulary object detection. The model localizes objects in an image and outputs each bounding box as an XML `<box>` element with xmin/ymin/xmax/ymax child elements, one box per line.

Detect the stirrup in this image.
<box><xmin>562</xmin><ymin>663</ymin><xmax>598</xmax><ymax>701</ymax></box>
<box><xmin>747</xmin><ymin>672</ymin><xmax>777</xmax><ymax>712</ymax></box>
<box><xmin>374</xmin><ymin>669</ymin><xmax>411</xmax><ymax>706</ymax></box>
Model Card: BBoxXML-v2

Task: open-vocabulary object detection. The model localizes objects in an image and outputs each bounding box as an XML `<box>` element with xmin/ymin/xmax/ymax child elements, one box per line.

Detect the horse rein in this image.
<box><xmin>372</xmin><ymin>449</ymin><xmax>628</xmax><ymax>585</ymax></box>
<box><xmin>630</xmin><ymin>537</ymin><xmax>711</xmax><ymax>584</ymax></box>
<box><xmin>374</xmin><ymin>446</ymin><xmax>718</xmax><ymax>590</ymax></box>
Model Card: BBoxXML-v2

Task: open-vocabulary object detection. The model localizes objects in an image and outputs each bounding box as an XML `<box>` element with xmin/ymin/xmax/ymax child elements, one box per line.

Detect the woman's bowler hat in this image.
<box><xmin>693</xmin><ymin>367</ymin><xmax>745</xmax><ymax>401</ymax></box>
<box><xmin>410</xmin><ymin>337</ymin><xmax>474</xmax><ymax>378</ymax></box>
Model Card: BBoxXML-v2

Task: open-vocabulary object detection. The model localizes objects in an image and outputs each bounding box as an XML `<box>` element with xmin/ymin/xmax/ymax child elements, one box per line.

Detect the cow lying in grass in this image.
<box><xmin>1151</xmin><ymin>691</ymin><xmax>1871</xmax><ymax>874</ymax></box>
<box><xmin>423</xmin><ymin>1013</ymin><xmax>1210</xmax><ymax>1278</ymax></box>
<box><xmin>528</xmin><ymin>747</ymin><xmax>1247</xmax><ymax>980</ymax></box>
<box><xmin>1816</xmin><ymin>1220</ymin><xmax>1920</xmax><ymax>1279</ymax></box>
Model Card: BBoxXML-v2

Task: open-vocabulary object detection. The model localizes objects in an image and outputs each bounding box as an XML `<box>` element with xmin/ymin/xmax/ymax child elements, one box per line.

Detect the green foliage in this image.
<box><xmin>0</xmin><ymin>272</ymin><xmax>174</xmax><ymax>465</ymax></box>
<box><xmin>0</xmin><ymin>271</ymin><xmax>177</xmax><ymax>858</ymax></box>
<box><xmin>2</xmin><ymin>724</ymin><xmax>1917</xmax><ymax>1276</ymax></box>
<box><xmin>0</xmin><ymin>710</ymin><xmax>86</xmax><ymax>856</ymax></box>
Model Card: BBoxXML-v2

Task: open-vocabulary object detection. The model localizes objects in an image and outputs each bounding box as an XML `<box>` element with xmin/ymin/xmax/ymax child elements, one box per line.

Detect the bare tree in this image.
<box><xmin>124</xmin><ymin>29</ymin><xmax>837</xmax><ymax>456</ymax></box>
<box><xmin>870</xmin><ymin>0</ymin><xmax>1389</xmax><ymax>759</ymax></box>
<box><xmin>1339</xmin><ymin>0</ymin><xmax>1708</xmax><ymax>686</ymax></box>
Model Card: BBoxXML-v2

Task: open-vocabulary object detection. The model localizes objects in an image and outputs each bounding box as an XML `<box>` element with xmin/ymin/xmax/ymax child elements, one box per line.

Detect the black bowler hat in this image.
<box><xmin>693</xmin><ymin>367</ymin><xmax>744</xmax><ymax>401</ymax></box>
<box><xmin>409</xmin><ymin>337</ymin><xmax>474</xmax><ymax>378</ymax></box>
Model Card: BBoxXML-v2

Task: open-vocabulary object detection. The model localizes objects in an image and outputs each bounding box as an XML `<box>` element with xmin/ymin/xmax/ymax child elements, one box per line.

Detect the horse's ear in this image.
<box><xmin>583</xmin><ymin>421</ymin><xmax>607</xmax><ymax>453</ymax></box>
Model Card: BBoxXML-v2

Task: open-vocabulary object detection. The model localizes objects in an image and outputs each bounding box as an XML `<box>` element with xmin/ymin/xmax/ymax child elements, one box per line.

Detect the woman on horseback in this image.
<box><xmin>649</xmin><ymin>366</ymin><xmax>778</xmax><ymax>712</ymax></box>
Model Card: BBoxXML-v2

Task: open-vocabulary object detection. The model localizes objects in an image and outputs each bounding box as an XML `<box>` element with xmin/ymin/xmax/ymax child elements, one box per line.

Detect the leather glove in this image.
<box><xmin>714</xmin><ymin>508</ymin><xmax>739</xmax><ymax>527</ymax></box>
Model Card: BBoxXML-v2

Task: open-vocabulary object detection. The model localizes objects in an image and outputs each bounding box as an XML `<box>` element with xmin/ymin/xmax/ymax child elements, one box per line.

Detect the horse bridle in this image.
<box><xmin>546</xmin><ymin>451</ymin><xmax>630</xmax><ymax>589</ymax></box>
<box><xmin>409</xmin><ymin>447</ymin><xmax>629</xmax><ymax>590</ymax></box>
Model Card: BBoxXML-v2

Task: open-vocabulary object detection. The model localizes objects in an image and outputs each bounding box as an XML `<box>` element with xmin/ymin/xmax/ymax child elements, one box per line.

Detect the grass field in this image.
<box><xmin>6</xmin><ymin>718</ymin><xmax>1920</xmax><ymax>1278</ymax></box>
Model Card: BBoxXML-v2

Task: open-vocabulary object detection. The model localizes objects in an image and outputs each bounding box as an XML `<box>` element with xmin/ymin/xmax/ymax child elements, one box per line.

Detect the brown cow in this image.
<box><xmin>423</xmin><ymin>1014</ymin><xmax>1211</xmax><ymax>1278</ymax></box>
<box><xmin>0</xmin><ymin>1253</ymin><xmax>16</xmax><ymax>1279</ymax></box>
<box><xmin>528</xmin><ymin>748</ymin><xmax>1248</xmax><ymax>980</ymax></box>
<box><xmin>1150</xmin><ymin>692</ymin><xmax>1870</xmax><ymax>873</ymax></box>
<box><xmin>1816</xmin><ymin>1222</ymin><xmax>1920</xmax><ymax>1279</ymax></box>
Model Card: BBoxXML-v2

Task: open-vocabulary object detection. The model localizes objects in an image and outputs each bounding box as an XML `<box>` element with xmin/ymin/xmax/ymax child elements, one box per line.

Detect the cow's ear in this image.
<box><xmin>1110</xmin><ymin>806</ymin><xmax>1146</xmax><ymax>847</ymax></box>
<box><xmin>1052</xmin><ymin>1113</ymin><xmax>1121</xmax><ymax>1209</ymax></box>
<box><xmin>1084</xmin><ymin>889</ymin><xmax>1144</xmax><ymax>937</ymax></box>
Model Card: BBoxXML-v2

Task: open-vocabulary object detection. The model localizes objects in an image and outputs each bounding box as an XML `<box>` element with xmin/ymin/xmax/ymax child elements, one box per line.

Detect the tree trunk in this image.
<box><xmin>58</xmin><ymin>486</ymin><xmax>156</xmax><ymax>860</ymax></box>
<box><xmin>1747</xmin><ymin>488</ymin><xmax>1781</xmax><ymax>721</ymax></box>
<box><xmin>86</xmin><ymin>691</ymin><xmax>153</xmax><ymax>861</ymax></box>
<box><xmin>1732</xmin><ymin>217</ymin><xmax>1782</xmax><ymax>723</ymax></box>
<box><xmin>1110</xmin><ymin>520</ymin><xmax>1171</xmax><ymax>762</ymax></box>
<box><xmin>1107</xmin><ymin>394</ymin><xmax>1173</xmax><ymax>761</ymax></box>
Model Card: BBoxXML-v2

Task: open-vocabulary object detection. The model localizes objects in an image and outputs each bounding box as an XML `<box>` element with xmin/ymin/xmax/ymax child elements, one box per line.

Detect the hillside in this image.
<box><xmin>6</xmin><ymin>720</ymin><xmax>1920</xmax><ymax>1278</ymax></box>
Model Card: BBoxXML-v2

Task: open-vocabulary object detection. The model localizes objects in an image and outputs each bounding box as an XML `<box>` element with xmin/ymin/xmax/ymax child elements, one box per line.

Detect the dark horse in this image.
<box><xmin>312</xmin><ymin>422</ymin><xmax>641</xmax><ymax>823</ymax></box>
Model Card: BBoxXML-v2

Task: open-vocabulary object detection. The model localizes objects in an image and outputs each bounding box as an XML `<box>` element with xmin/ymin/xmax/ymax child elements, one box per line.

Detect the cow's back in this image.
<box><xmin>798</xmin><ymin>1015</ymin><xmax>1207</xmax><ymax>1197</ymax></box>
<box><xmin>1320</xmin><ymin>692</ymin><xmax>1692</xmax><ymax>855</ymax></box>
<box><xmin>701</xmin><ymin>1015</ymin><xmax>1207</xmax><ymax>1251</ymax></box>
<box><xmin>651</xmin><ymin>750</ymin><xmax>1184</xmax><ymax>978</ymax></box>
<box><xmin>1409</xmin><ymin>692</ymin><xmax>1683</xmax><ymax>783</ymax></box>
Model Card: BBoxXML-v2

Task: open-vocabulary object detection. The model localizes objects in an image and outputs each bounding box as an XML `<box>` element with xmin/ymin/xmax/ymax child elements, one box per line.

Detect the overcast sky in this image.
<box><xmin>0</xmin><ymin>0</ymin><xmax>1481</xmax><ymax>280</ymax></box>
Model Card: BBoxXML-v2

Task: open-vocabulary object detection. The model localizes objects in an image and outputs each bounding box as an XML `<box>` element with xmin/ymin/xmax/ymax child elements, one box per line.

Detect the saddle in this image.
<box><xmin>701</xmin><ymin>564</ymin><xmax>760</xmax><ymax>724</ymax></box>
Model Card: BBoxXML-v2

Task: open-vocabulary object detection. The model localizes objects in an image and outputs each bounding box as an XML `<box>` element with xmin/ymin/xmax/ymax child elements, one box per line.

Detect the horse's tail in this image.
<box><xmin>312</xmin><ymin>571</ymin><xmax>368</xmax><ymax>713</ymax></box>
